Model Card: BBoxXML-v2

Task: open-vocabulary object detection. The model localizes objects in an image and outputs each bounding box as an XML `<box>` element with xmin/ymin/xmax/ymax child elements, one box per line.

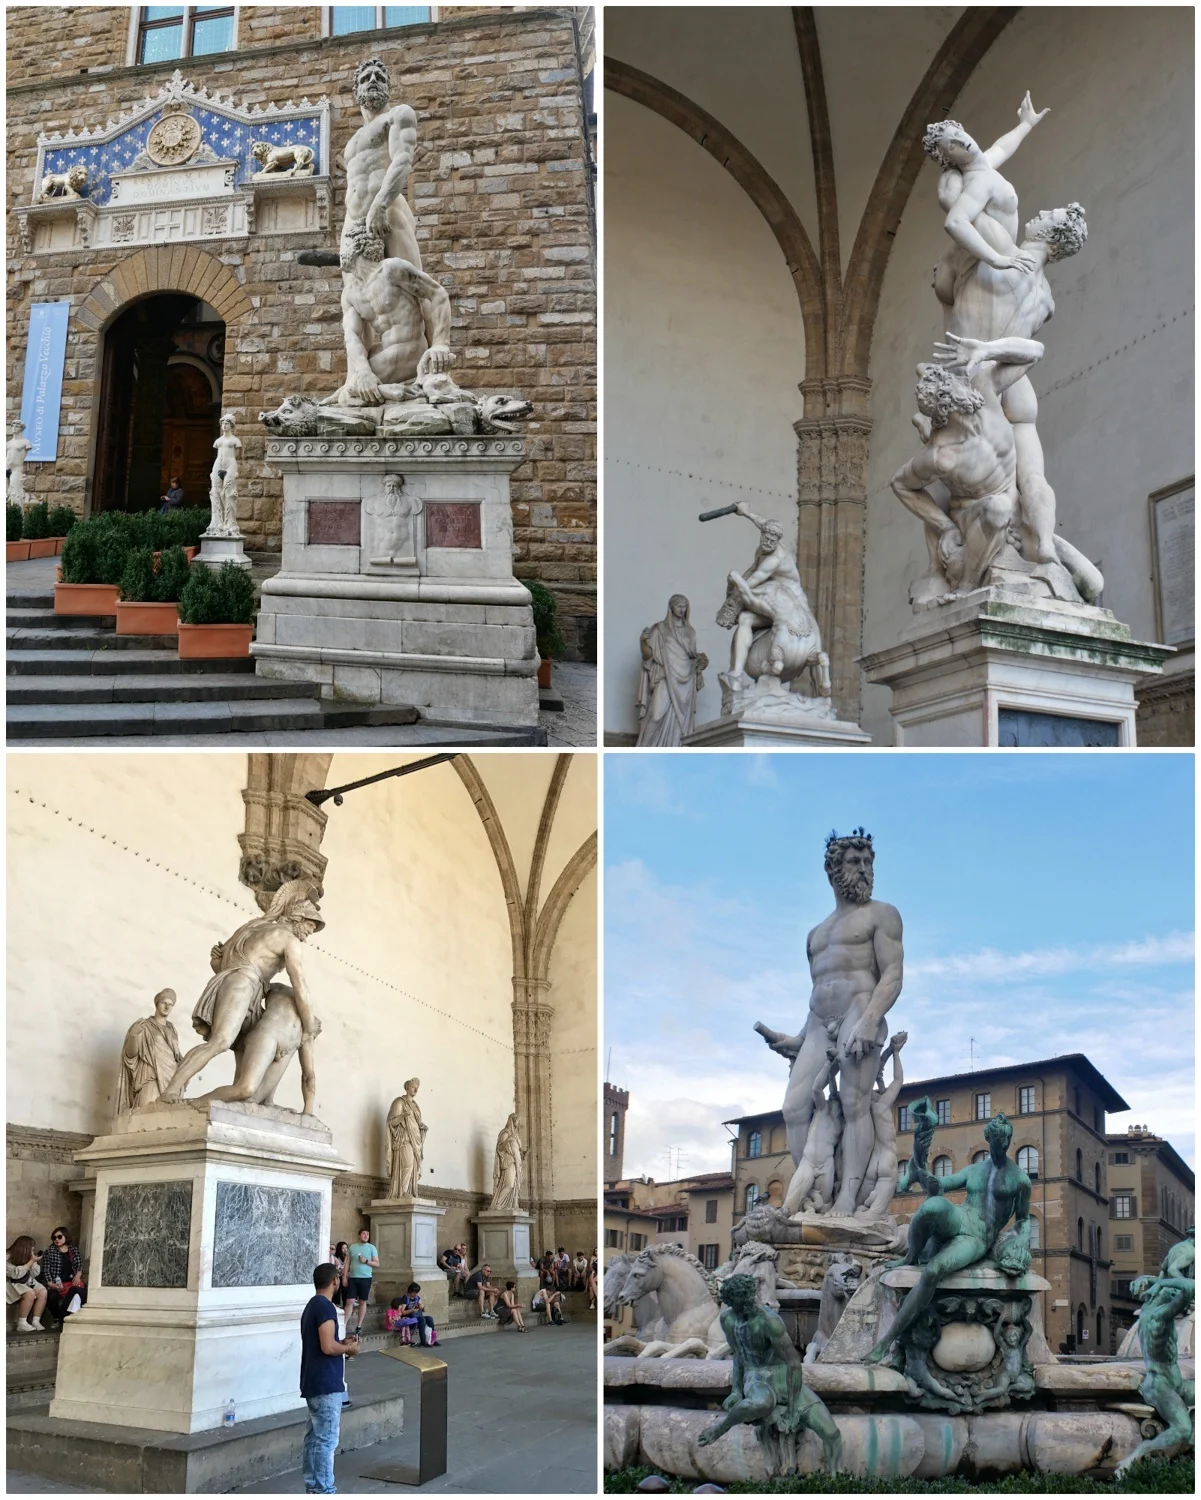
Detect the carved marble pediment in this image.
<box><xmin>22</xmin><ymin>69</ymin><xmax>331</xmax><ymax>253</ymax></box>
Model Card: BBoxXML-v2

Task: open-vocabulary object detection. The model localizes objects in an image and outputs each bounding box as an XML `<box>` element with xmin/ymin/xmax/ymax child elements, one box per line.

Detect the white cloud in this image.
<box><xmin>907</xmin><ymin>932</ymin><xmax>1194</xmax><ymax>982</ymax></box>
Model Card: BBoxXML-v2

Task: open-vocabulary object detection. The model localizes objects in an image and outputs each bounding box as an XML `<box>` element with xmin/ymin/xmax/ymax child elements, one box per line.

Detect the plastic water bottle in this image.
<box><xmin>224</xmin><ymin>1398</ymin><xmax>236</xmax><ymax>1429</ymax></box>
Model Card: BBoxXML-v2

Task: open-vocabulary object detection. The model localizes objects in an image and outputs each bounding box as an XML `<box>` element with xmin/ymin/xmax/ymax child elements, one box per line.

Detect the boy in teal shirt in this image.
<box><xmin>345</xmin><ymin>1227</ymin><xmax>379</xmax><ymax>1337</ymax></box>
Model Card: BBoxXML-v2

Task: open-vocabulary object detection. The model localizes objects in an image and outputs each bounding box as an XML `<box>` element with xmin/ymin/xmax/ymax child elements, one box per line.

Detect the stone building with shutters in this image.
<box><xmin>727</xmin><ymin>1053</ymin><xmax>1138</xmax><ymax>1353</ymax></box>
<box><xmin>6</xmin><ymin>5</ymin><xmax>597</xmax><ymax>655</ymax></box>
<box><xmin>1106</xmin><ymin>1124</ymin><xmax>1195</xmax><ymax>1349</ymax></box>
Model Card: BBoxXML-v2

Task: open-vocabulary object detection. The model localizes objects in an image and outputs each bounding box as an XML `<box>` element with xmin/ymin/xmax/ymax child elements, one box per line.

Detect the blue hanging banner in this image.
<box><xmin>20</xmin><ymin>302</ymin><xmax>70</xmax><ymax>463</ymax></box>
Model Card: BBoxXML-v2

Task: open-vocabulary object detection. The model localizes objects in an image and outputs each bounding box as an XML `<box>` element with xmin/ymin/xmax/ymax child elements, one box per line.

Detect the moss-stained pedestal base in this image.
<box><xmin>862</xmin><ymin>589</ymin><xmax>1170</xmax><ymax>746</ymax></box>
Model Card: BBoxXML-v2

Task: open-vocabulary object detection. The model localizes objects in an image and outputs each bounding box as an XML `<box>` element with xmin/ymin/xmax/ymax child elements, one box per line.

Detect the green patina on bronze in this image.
<box><xmin>696</xmin><ymin>1274</ymin><xmax>842</xmax><ymax>1476</ymax></box>
<box><xmin>868</xmin><ymin>1112</ymin><xmax>1032</xmax><ymax>1365</ymax></box>
<box><xmin>1115</xmin><ymin>1228</ymin><xmax>1195</xmax><ymax>1478</ymax></box>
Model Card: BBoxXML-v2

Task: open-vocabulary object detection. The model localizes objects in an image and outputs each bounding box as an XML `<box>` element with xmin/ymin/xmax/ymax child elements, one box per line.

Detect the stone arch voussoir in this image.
<box><xmin>77</xmin><ymin>244</ymin><xmax>253</xmax><ymax>335</ymax></box>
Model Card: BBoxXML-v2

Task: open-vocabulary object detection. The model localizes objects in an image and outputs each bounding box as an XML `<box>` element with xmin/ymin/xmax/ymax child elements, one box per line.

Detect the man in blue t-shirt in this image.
<box><xmin>345</xmin><ymin>1227</ymin><xmax>379</xmax><ymax>1339</ymax></box>
<box><xmin>300</xmin><ymin>1263</ymin><xmax>360</xmax><ymax>1495</ymax></box>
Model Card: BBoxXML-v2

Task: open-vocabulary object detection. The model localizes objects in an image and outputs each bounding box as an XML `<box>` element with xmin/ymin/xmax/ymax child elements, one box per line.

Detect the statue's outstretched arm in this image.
<box><xmin>984</xmin><ymin>92</ymin><xmax>1049</xmax><ymax>170</ymax></box>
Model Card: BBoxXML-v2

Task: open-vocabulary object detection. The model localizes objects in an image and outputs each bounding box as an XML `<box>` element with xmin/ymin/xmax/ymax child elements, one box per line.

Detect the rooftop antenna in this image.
<box><xmin>605</xmin><ymin>1047</ymin><xmax>612</xmax><ymax>1082</ymax></box>
<box><xmin>970</xmin><ymin>1037</ymin><xmax>977</xmax><ymax>1070</ymax></box>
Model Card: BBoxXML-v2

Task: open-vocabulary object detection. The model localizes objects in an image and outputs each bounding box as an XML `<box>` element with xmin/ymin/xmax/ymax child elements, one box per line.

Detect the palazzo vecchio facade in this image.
<box><xmin>6</xmin><ymin>5</ymin><xmax>597</xmax><ymax>655</ymax></box>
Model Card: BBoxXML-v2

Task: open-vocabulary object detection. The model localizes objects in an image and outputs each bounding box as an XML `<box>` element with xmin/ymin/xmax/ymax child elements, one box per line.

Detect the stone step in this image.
<box><xmin>7</xmin><ymin>649</ymin><xmax>256</xmax><ymax>676</ymax></box>
<box><xmin>7</xmin><ymin>627</ymin><xmax>177</xmax><ymax>652</ymax></box>
<box><xmin>7</xmin><ymin>697</ymin><xmax>327</xmax><ymax>739</ymax></box>
<box><xmin>7</xmin><ymin>589</ymin><xmax>56</xmax><ymax>609</ymax></box>
<box><xmin>7</xmin><ymin>609</ymin><xmax>113</xmax><ymax>630</ymax></box>
<box><xmin>7</xmin><ymin>674</ymin><xmax>311</xmax><ymax>706</ymax></box>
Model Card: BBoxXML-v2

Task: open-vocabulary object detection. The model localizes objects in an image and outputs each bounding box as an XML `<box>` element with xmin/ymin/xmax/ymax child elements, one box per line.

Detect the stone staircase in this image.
<box><xmin>6</xmin><ymin>587</ymin><xmax>543</xmax><ymax>743</ymax></box>
<box><xmin>5</xmin><ymin>1328</ymin><xmax>60</xmax><ymax>1413</ymax></box>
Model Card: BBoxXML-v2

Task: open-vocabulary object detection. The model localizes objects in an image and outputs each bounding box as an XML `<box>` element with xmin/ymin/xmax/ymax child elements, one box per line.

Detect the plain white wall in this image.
<box><xmin>861</xmin><ymin>5</ymin><xmax>1195</xmax><ymax>740</ymax></box>
<box><xmin>603</xmin><ymin>92</ymin><xmax>807</xmax><ymax>736</ymax></box>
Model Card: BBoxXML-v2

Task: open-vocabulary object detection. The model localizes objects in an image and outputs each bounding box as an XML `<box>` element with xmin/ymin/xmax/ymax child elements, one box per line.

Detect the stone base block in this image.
<box><xmin>862</xmin><ymin>589</ymin><xmax>1171</xmax><ymax>746</ymax></box>
<box><xmin>10</xmin><ymin>1370</ymin><xmax>403</xmax><ymax>1492</ymax></box>
<box><xmin>197</xmin><ymin>533</ymin><xmax>251</xmax><ymax>571</ymax></box>
<box><xmin>368</xmin><ymin>1197</ymin><xmax>449</xmax><ymax>1325</ymax></box>
<box><xmin>253</xmin><ymin>580</ymin><xmax>539</xmax><ymax>726</ymax></box>
<box><xmin>49</xmin><ymin>1100</ymin><xmax>349</xmax><ymax>1434</ymax></box>
<box><xmin>472</xmin><ymin>1209</ymin><xmax>537</xmax><ymax>1303</ymax></box>
<box><xmin>684</xmin><ymin>709</ymin><xmax>871</xmax><ymax>748</ymax></box>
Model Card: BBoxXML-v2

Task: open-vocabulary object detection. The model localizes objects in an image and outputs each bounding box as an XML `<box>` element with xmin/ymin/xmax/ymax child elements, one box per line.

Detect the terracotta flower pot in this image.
<box><xmin>27</xmin><ymin>538</ymin><xmax>58</xmax><ymax>559</ymax></box>
<box><xmin>537</xmin><ymin>656</ymin><xmax>553</xmax><ymax>689</ymax></box>
<box><xmin>177</xmin><ymin>622</ymin><xmax>254</xmax><ymax>659</ymax></box>
<box><xmin>54</xmin><ymin>582</ymin><xmax>119</xmax><ymax>616</ymax></box>
<box><xmin>54</xmin><ymin>536</ymin><xmax>66</xmax><ymax>555</ymax></box>
<box><xmin>184</xmin><ymin>546</ymin><xmax>199</xmax><ymax>562</ymax></box>
<box><xmin>7</xmin><ymin>541</ymin><xmax>31</xmax><ymax>562</ymax></box>
<box><xmin>116</xmin><ymin>600</ymin><xmax>180</xmax><ymax>636</ymax></box>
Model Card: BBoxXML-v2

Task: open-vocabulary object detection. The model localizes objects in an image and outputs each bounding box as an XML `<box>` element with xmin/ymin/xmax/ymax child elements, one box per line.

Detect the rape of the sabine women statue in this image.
<box><xmin>7</xmin><ymin>418</ymin><xmax>33</xmax><ymax>504</ymax></box>
<box><xmin>115</xmin><ymin>989</ymin><xmax>184</xmax><ymax>1114</ymax></box>
<box><xmin>207</xmin><ymin>413</ymin><xmax>242</xmax><ymax>537</ymax></box>
<box><xmin>704</xmin><ymin>503</ymin><xmax>832</xmax><ymax>716</ymax></box>
<box><xmin>696</xmin><ymin>1274</ymin><xmax>843</xmax><ymax>1476</ymax></box>
<box><xmin>386</xmin><ymin>1078</ymin><xmax>428</xmax><ymax>1198</ymax></box>
<box><xmin>160</xmin><ymin>879</ymin><xmax>324</xmax><ymax>1103</ymax></box>
<box><xmin>896</xmin><ymin>95</ymin><xmax>1102</xmax><ymax>608</ymax></box>
<box><xmin>755</xmin><ymin>829</ymin><xmax>904</xmax><ymax>1221</ymax></box>
<box><xmin>636</xmin><ymin>595</ymin><xmax>708</xmax><ymax>746</ymax></box>
<box><xmin>490</xmin><ymin>1112</ymin><xmax>526</xmax><ymax>1212</ymax></box>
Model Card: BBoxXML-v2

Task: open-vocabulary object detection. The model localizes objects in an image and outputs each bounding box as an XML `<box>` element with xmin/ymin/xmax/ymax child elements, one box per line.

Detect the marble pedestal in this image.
<box><xmin>861</xmin><ymin>589</ymin><xmax>1171</xmax><ymax>746</ymax></box>
<box><xmin>684</xmin><ymin>680</ymin><xmax>870</xmax><ymax>748</ymax></box>
<box><xmin>197</xmin><ymin>531</ymin><xmax>251</xmax><ymax>571</ymax></box>
<box><xmin>252</xmin><ymin>437</ymin><xmax>539</xmax><ymax>726</ymax></box>
<box><xmin>472</xmin><ymin>1208</ymin><xmax>537</xmax><ymax>1302</ymax></box>
<box><xmin>368</xmin><ymin>1196</ymin><xmax>448</xmax><ymax>1325</ymax></box>
<box><xmin>49</xmin><ymin>1099</ymin><xmax>350</xmax><ymax>1435</ymax></box>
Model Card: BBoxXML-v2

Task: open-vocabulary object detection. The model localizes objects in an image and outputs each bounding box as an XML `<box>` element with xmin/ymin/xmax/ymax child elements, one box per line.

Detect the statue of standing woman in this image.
<box><xmin>490</xmin><ymin>1112</ymin><xmax>526</xmax><ymax>1212</ymax></box>
<box><xmin>115</xmin><ymin>989</ymin><xmax>184</xmax><ymax>1115</ymax></box>
<box><xmin>386</xmin><ymin>1078</ymin><xmax>428</xmax><ymax>1198</ymax></box>
<box><xmin>207</xmin><ymin>413</ymin><xmax>242</xmax><ymax>537</ymax></box>
<box><xmin>636</xmin><ymin>595</ymin><xmax>708</xmax><ymax>746</ymax></box>
<box><xmin>7</xmin><ymin>419</ymin><xmax>33</xmax><ymax>505</ymax></box>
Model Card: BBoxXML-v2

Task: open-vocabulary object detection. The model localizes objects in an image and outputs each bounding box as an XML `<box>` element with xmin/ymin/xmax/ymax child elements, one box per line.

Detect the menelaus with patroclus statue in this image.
<box><xmin>603</xmin><ymin>826</ymin><xmax>1195</xmax><ymax>1484</ymax></box>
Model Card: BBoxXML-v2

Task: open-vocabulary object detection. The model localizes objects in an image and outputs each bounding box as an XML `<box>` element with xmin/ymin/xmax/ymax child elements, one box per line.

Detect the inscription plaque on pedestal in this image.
<box><xmin>426</xmin><ymin>501</ymin><xmax>482</xmax><ymax>550</ymax></box>
<box><xmin>308</xmin><ymin>499</ymin><xmax>361</xmax><ymax>546</ymax></box>
<box><xmin>1150</xmin><ymin>479</ymin><xmax>1194</xmax><ymax>649</ymax></box>
<box><xmin>998</xmin><ymin>708</ymin><xmax>1121</xmax><ymax>748</ymax></box>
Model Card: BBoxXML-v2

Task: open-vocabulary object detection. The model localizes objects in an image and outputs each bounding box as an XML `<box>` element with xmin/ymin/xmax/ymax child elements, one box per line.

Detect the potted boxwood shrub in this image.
<box><xmin>47</xmin><ymin>505</ymin><xmax>77</xmax><ymax>555</ymax></box>
<box><xmin>177</xmin><ymin>560</ymin><xmax>257</xmax><ymax>659</ymax></box>
<box><xmin>158</xmin><ymin>505</ymin><xmax>211</xmax><ymax>562</ymax></box>
<box><xmin>525</xmin><ymin>579</ymin><xmax>566</xmax><ymax>688</ymax></box>
<box><xmin>56</xmin><ymin>515</ymin><xmax>126</xmax><ymax>615</ymax></box>
<box><xmin>115</xmin><ymin>545</ymin><xmax>190</xmax><ymax>636</ymax></box>
<box><xmin>22</xmin><ymin>501</ymin><xmax>57</xmax><ymax>558</ymax></box>
<box><xmin>7</xmin><ymin>502</ymin><xmax>29</xmax><ymax>562</ymax></box>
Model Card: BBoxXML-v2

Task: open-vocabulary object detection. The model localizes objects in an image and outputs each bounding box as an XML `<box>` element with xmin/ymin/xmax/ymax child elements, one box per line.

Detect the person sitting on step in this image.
<box><xmin>495</xmin><ymin>1280</ymin><xmax>527</xmax><ymax>1332</ymax></box>
<box><xmin>6</xmin><ymin>1236</ymin><xmax>47</xmax><ymax>1333</ymax></box>
<box><xmin>40</xmin><ymin>1227</ymin><xmax>86</xmax><ymax>1328</ymax></box>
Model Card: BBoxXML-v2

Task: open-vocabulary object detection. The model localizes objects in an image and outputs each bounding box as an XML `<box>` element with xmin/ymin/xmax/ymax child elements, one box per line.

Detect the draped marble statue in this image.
<box><xmin>162</xmin><ymin>879</ymin><xmax>324</xmax><ymax>1102</ymax></box>
<box><xmin>755</xmin><ymin>829</ymin><xmax>904</xmax><ymax>1220</ymax></box>
<box><xmin>896</xmin><ymin>95</ymin><xmax>1102</xmax><ymax>608</ymax></box>
<box><xmin>490</xmin><ymin>1112</ymin><xmax>526</xmax><ymax>1211</ymax></box>
<box><xmin>636</xmin><ymin>595</ymin><xmax>708</xmax><ymax>746</ymax></box>
<box><xmin>116</xmin><ymin>989</ymin><xmax>184</xmax><ymax>1115</ymax></box>
<box><xmin>386</xmin><ymin>1077</ymin><xmax>428</xmax><ymax>1198</ymax></box>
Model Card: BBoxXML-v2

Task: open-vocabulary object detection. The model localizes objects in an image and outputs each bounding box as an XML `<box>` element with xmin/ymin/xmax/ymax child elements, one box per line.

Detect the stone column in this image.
<box><xmin>472</xmin><ymin>1207</ymin><xmax>538</xmax><ymax>1305</ymax></box>
<box><xmin>511</xmin><ymin>977</ymin><xmax>554</xmax><ymax>1256</ymax></box>
<box><xmin>368</xmin><ymin>1196</ymin><xmax>449</xmax><ymax>1328</ymax></box>
<box><xmin>795</xmin><ymin>375</ymin><xmax>872</xmax><ymax>726</ymax></box>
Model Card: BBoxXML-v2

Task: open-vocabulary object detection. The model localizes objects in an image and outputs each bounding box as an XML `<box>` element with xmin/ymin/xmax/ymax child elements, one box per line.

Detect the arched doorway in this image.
<box><xmin>92</xmin><ymin>295</ymin><xmax>225</xmax><ymax>513</ymax></box>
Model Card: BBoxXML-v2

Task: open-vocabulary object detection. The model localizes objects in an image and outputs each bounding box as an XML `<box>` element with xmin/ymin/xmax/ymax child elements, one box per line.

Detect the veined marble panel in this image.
<box><xmin>102</xmin><ymin>1181</ymin><xmax>192</xmax><ymax>1288</ymax></box>
<box><xmin>212</xmin><ymin>1182</ymin><xmax>321</xmax><ymax>1288</ymax></box>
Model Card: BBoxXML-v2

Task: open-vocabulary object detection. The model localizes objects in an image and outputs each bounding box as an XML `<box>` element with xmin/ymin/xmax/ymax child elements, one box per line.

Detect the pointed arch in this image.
<box><xmin>531</xmin><ymin>831</ymin><xmax>598</xmax><ymax>983</ymax></box>
<box><xmin>451</xmin><ymin>755</ymin><xmax>526</xmax><ymax>979</ymax></box>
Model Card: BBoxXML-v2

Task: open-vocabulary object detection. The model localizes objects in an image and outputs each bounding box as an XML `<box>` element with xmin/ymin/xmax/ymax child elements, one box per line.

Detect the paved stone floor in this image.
<box><xmin>7</xmin><ymin>1322</ymin><xmax>597</xmax><ymax>1494</ymax></box>
<box><xmin>6</xmin><ymin>559</ymin><xmax>597</xmax><ymax>748</ymax></box>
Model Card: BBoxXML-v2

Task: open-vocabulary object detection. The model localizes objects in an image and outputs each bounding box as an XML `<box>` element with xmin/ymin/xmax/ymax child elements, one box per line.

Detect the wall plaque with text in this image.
<box><xmin>1150</xmin><ymin>478</ymin><xmax>1194</xmax><ymax>650</ymax></box>
<box><xmin>307</xmin><ymin>499</ymin><xmax>360</xmax><ymax>546</ymax></box>
<box><xmin>426</xmin><ymin>502</ymin><xmax>482</xmax><ymax>550</ymax></box>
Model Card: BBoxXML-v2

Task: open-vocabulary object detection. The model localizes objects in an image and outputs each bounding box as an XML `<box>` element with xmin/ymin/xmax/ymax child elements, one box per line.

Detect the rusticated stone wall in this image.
<box><xmin>5</xmin><ymin>5</ymin><xmax>596</xmax><ymax>655</ymax></box>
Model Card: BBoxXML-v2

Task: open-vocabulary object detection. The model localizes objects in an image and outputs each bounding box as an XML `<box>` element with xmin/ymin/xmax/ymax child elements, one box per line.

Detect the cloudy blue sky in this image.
<box><xmin>604</xmin><ymin>753</ymin><xmax>1195</xmax><ymax>1182</ymax></box>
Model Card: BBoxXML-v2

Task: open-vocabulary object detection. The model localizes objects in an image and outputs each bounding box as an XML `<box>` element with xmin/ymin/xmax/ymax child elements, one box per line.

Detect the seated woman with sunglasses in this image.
<box><xmin>41</xmin><ymin>1227</ymin><xmax>87</xmax><ymax>1327</ymax></box>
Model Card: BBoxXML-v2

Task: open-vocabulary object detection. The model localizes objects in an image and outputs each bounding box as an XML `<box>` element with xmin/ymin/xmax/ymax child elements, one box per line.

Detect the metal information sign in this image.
<box><xmin>364</xmin><ymin>1345</ymin><xmax>448</xmax><ymax>1487</ymax></box>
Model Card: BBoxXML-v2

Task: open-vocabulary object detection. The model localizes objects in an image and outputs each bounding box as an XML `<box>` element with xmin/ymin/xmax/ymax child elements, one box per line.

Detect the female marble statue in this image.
<box><xmin>208</xmin><ymin>413</ymin><xmax>241</xmax><ymax>537</ymax></box>
<box><xmin>115</xmin><ymin>989</ymin><xmax>184</xmax><ymax>1114</ymax></box>
<box><xmin>490</xmin><ymin>1112</ymin><xmax>526</xmax><ymax>1212</ymax></box>
<box><xmin>7</xmin><ymin>419</ymin><xmax>33</xmax><ymax>505</ymax></box>
<box><xmin>636</xmin><ymin>595</ymin><xmax>708</xmax><ymax>746</ymax></box>
<box><xmin>386</xmin><ymin>1078</ymin><xmax>428</xmax><ymax>1198</ymax></box>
